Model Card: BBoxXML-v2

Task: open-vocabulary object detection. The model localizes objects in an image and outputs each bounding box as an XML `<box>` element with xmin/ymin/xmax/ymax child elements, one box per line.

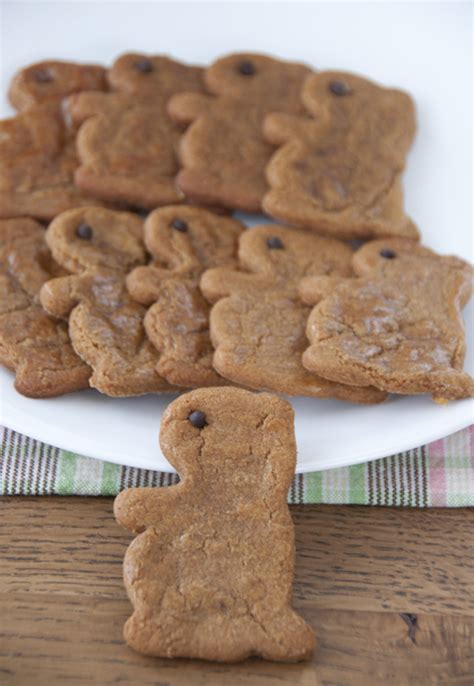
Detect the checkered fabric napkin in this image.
<box><xmin>1</xmin><ymin>425</ymin><xmax>473</xmax><ymax>506</ymax></box>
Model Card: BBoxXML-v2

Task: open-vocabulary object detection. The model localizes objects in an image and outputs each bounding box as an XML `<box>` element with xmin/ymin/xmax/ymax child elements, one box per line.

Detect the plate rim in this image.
<box><xmin>1</xmin><ymin>389</ymin><xmax>472</xmax><ymax>474</ymax></box>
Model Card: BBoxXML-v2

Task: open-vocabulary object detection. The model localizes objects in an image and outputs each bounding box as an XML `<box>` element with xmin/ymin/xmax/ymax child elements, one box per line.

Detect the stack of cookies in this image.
<box><xmin>1</xmin><ymin>52</ymin><xmax>473</xmax><ymax>403</ymax></box>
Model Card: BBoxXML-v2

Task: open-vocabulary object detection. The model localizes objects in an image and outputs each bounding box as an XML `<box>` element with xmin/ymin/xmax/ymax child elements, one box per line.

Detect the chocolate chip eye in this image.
<box><xmin>170</xmin><ymin>218</ymin><xmax>188</xmax><ymax>232</ymax></box>
<box><xmin>188</xmin><ymin>410</ymin><xmax>207</xmax><ymax>429</ymax></box>
<box><xmin>34</xmin><ymin>68</ymin><xmax>53</xmax><ymax>84</ymax></box>
<box><xmin>75</xmin><ymin>223</ymin><xmax>93</xmax><ymax>240</ymax></box>
<box><xmin>134</xmin><ymin>59</ymin><xmax>154</xmax><ymax>73</ymax></box>
<box><xmin>380</xmin><ymin>249</ymin><xmax>396</xmax><ymax>259</ymax></box>
<box><xmin>238</xmin><ymin>60</ymin><xmax>256</xmax><ymax>76</ymax></box>
<box><xmin>267</xmin><ymin>236</ymin><xmax>284</xmax><ymax>250</ymax></box>
<box><xmin>329</xmin><ymin>80</ymin><xmax>351</xmax><ymax>96</ymax></box>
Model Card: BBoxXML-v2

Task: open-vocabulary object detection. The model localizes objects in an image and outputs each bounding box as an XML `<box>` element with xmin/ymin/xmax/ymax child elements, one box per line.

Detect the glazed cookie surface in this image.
<box><xmin>0</xmin><ymin>217</ymin><xmax>90</xmax><ymax>397</ymax></box>
<box><xmin>263</xmin><ymin>71</ymin><xmax>418</xmax><ymax>240</ymax></box>
<box><xmin>300</xmin><ymin>238</ymin><xmax>474</xmax><ymax>400</ymax></box>
<box><xmin>114</xmin><ymin>387</ymin><xmax>316</xmax><ymax>662</ymax></box>
<box><xmin>40</xmin><ymin>207</ymin><xmax>176</xmax><ymax>397</ymax></box>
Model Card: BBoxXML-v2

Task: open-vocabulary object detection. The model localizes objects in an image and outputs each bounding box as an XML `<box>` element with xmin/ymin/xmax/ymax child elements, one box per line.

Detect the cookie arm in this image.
<box><xmin>263</xmin><ymin>112</ymin><xmax>311</xmax><ymax>145</ymax></box>
<box><xmin>114</xmin><ymin>486</ymin><xmax>184</xmax><ymax>533</ymax></box>
<box><xmin>126</xmin><ymin>265</ymin><xmax>175</xmax><ymax>305</ymax></box>
<box><xmin>200</xmin><ymin>268</ymin><xmax>260</xmax><ymax>303</ymax></box>
<box><xmin>40</xmin><ymin>274</ymin><xmax>87</xmax><ymax>319</ymax></box>
<box><xmin>66</xmin><ymin>91</ymin><xmax>111</xmax><ymax>126</ymax></box>
<box><xmin>167</xmin><ymin>92</ymin><xmax>212</xmax><ymax>126</ymax></box>
<box><xmin>298</xmin><ymin>275</ymin><xmax>348</xmax><ymax>306</ymax></box>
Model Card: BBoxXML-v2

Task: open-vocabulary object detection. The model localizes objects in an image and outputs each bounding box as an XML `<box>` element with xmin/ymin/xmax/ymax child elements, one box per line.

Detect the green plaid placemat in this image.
<box><xmin>1</xmin><ymin>425</ymin><xmax>473</xmax><ymax>506</ymax></box>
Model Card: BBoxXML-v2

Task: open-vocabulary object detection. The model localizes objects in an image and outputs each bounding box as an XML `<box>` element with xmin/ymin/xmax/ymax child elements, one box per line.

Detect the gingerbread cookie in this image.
<box><xmin>126</xmin><ymin>206</ymin><xmax>244</xmax><ymax>387</ymax></box>
<box><xmin>114</xmin><ymin>387</ymin><xmax>316</xmax><ymax>662</ymax></box>
<box><xmin>300</xmin><ymin>239</ymin><xmax>474</xmax><ymax>400</ymax></box>
<box><xmin>8</xmin><ymin>60</ymin><xmax>107</xmax><ymax>112</ymax></box>
<box><xmin>0</xmin><ymin>217</ymin><xmax>90</xmax><ymax>397</ymax></box>
<box><xmin>39</xmin><ymin>207</ymin><xmax>175</xmax><ymax>396</ymax></box>
<box><xmin>0</xmin><ymin>104</ymin><xmax>102</xmax><ymax>221</ymax></box>
<box><xmin>66</xmin><ymin>56</ymin><xmax>206</xmax><ymax>209</ymax></box>
<box><xmin>263</xmin><ymin>71</ymin><xmax>419</xmax><ymax>240</ymax></box>
<box><xmin>168</xmin><ymin>53</ymin><xmax>312</xmax><ymax>212</ymax></box>
<box><xmin>200</xmin><ymin>224</ymin><xmax>386</xmax><ymax>402</ymax></box>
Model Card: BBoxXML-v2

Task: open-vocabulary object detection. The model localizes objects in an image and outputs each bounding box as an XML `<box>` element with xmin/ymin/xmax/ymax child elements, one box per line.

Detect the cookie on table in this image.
<box><xmin>200</xmin><ymin>224</ymin><xmax>386</xmax><ymax>403</ymax></box>
<box><xmin>0</xmin><ymin>217</ymin><xmax>90</xmax><ymax>397</ymax></box>
<box><xmin>8</xmin><ymin>60</ymin><xmax>107</xmax><ymax>112</ymax></box>
<box><xmin>300</xmin><ymin>239</ymin><xmax>474</xmax><ymax>400</ymax></box>
<box><xmin>126</xmin><ymin>206</ymin><xmax>244</xmax><ymax>387</ymax></box>
<box><xmin>0</xmin><ymin>104</ymin><xmax>103</xmax><ymax>221</ymax></box>
<box><xmin>66</xmin><ymin>55</ymin><xmax>206</xmax><ymax>209</ymax></box>
<box><xmin>168</xmin><ymin>53</ymin><xmax>312</xmax><ymax>212</ymax></box>
<box><xmin>114</xmin><ymin>387</ymin><xmax>316</xmax><ymax>662</ymax></box>
<box><xmin>263</xmin><ymin>71</ymin><xmax>419</xmax><ymax>240</ymax></box>
<box><xmin>39</xmin><ymin>207</ymin><xmax>176</xmax><ymax>397</ymax></box>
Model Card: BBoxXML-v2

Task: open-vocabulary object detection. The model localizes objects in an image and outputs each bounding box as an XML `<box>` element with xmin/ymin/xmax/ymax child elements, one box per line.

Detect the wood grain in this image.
<box><xmin>0</xmin><ymin>498</ymin><xmax>473</xmax><ymax>686</ymax></box>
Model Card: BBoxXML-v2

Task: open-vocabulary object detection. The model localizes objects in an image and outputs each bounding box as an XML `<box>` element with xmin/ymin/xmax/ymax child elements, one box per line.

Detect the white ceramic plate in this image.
<box><xmin>1</xmin><ymin>2</ymin><xmax>473</xmax><ymax>473</ymax></box>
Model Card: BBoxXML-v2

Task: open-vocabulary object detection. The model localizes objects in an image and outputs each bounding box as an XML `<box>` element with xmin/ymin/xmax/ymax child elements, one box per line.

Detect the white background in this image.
<box><xmin>1</xmin><ymin>1</ymin><xmax>472</xmax><ymax>256</ymax></box>
<box><xmin>0</xmin><ymin>2</ymin><xmax>472</xmax><ymax>471</ymax></box>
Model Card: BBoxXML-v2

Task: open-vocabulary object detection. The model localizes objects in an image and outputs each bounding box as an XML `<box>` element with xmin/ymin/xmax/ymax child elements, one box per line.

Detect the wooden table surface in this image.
<box><xmin>0</xmin><ymin>498</ymin><xmax>473</xmax><ymax>686</ymax></box>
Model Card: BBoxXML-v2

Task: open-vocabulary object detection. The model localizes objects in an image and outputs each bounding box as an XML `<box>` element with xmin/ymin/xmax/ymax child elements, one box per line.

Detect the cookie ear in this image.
<box><xmin>167</xmin><ymin>92</ymin><xmax>212</xmax><ymax>125</ymax></box>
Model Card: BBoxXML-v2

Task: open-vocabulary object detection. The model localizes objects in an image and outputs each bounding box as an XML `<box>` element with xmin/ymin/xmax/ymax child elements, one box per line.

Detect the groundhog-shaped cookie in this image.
<box><xmin>168</xmin><ymin>53</ymin><xmax>312</xmax><ymax>212</ymax></box>
<box><xmin>300</xmin><ymin>239</ymin><xmax>474</xmax><ymax>400</ymax></box>
<box><xmin>39</xmin><ymin>207</ymin><xmax>175</xmax><ymax>397</ymax></box>
<box><xmin>200</xmin><ymin>225</ymin><xmax>386</xmax><ymax>402</ymax></box>
<box><xmin>8</xmin><ymin>59</ymin><xmax>107</xmax><ymax>111</ymax></box>
<box><xmin>263</xmin><ymin>71</ymin><xmax>419</xmax><ymax>240</ymax></box>
<box><xmin>114</xmin><ymin>387</ymin><xmax>316</xmax><ymax>662</ymax></box>
<box><xmin>0</xmin><ymin>217</ymin><xmax>90</xmax><ymax>397</ymax></box>
<box><xmin>126</xmin><ymin>206</ymin><xmax>244</xmax><ymax>387</ymax></box>
<box><xmin>0</xmin><ymin>104</ymin><xmax>103</xmax><ymax>221</ymax></box>
<box><xmin>66</xmin><ymin>55</ymin><xmax>206</xmax><ymax>209</ymax></box>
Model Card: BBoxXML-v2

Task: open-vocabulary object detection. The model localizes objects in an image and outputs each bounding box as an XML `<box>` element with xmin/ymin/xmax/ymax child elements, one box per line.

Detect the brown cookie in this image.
<box><xmin>0</xmin><ymin>104</ymin><xmax>103</xmax><ymax>221</ymax></box>
<box><xmin>8</xmin><ymin>60</ymin><xmax>107</xmax><ymax>112</ymax></box>
<box><xmin>107</xmin><ymin>52</ymin><xmax>205</xmax><ymax>98</ymax></box>
<box><xmin>67</xmin><ymin>92</ymin><xmax>185</xmax><ymax>208</ymax></box>
<box><xmin>114</xmin><ymin>387</ymin><xmax>316</xmax><ymax>662</ymax></box>
<box><xmin>126</xmin><ymin>206</ymin><xmax>244</xmax><ymax>387</ymax></box>
<box><xmin>200</xmin><ymin>224</ymin><xmax>386</xmax><ymax>402</ymax></box>
<box><xmin>0</xmin><ymin>217</ymin><xmax>90</xmax><ymax>397</ymax></box>
<box><xmin>168</xmin><ymin>53</ymin><xmax>312</xmax><ymax>212</ymax></box>
<box><xmin>300</xmin><ymin>239</ymin><xmax>474</xmax><ymax>400</ymax></box>
<box><xmin>39</xmin><ymin>207</ymin><xmax>175</xmax><ymax>396</ymax></box>
<box><xmin>66</xmin><ymin>56</ymin><xmax>206</xmax><ymax>209</ymax></box>
<box><xmin>263</xmin><ymin>71</ymin><xmax>419</xmax><ymax>240</ymax></box>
